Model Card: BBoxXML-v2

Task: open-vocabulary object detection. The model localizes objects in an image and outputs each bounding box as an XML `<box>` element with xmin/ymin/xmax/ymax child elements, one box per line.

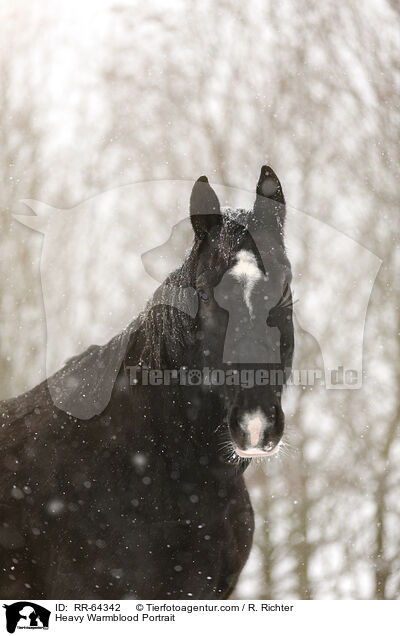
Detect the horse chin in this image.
<box><xmin>234</xmin><ymin>441</ymin><xmax>281</xmax><ymax>458</ymax></box>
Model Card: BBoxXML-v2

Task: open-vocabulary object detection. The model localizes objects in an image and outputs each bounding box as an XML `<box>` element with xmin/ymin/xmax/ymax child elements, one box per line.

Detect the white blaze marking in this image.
<box><xmin>230</xmin><ymin>250</ymin><xmax>262</xmax><ymax>317</ymax></box>
<box><xmin>240</xmin><ymin>407</ymin><xmax>268</xmax><ymax>447</ymax></box>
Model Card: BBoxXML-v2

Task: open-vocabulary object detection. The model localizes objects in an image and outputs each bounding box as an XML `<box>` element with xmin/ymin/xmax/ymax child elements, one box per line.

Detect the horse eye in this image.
<box><xmin>198</xmin><ymin>289</ymin><xmax>209</xmax><ymax>303</ymax></box>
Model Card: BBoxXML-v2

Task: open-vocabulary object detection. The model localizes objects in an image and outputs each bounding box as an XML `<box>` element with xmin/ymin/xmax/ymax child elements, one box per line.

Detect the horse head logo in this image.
<box><xmin>3</xmin><ymin>602</ymin><xmax>50</xmax><ymax>634</ymax></box>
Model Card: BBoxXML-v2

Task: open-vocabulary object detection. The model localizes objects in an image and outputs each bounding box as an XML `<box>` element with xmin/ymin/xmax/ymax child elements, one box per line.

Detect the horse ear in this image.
<box><xmin>190</xmin><ymin>176</ymin><xmax>222</xmax><ymax>239</ymax></box>
<box><xmin>253</xmin><ymin>165</ymin><xmax>286</xmax><ymax>228</ymax></box>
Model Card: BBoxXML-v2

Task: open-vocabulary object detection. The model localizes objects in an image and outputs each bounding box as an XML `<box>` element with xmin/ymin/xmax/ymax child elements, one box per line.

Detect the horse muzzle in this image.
<box><xmin>229</xmin><ymin>403</ymin><xmax>284</xmax><ymax>458</ymax></box>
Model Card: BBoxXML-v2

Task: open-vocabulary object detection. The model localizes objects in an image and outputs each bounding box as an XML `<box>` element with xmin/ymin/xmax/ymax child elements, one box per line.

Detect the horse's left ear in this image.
<box><xmin>253</xmin><ymin>165</ymin><xmax>286</xmax><ymax>228</ymax></box>
<box><xmin>190</xmin><ymin>176</ymin><xmax>222</xmax><ymax>239</ymax></box>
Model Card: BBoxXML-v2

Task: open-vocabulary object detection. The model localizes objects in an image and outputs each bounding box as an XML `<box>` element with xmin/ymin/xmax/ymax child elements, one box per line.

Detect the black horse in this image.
<box><xmin>0</xmin><ymin>166</ymin><xmax>294</xmax><ymax>599</ymax></box>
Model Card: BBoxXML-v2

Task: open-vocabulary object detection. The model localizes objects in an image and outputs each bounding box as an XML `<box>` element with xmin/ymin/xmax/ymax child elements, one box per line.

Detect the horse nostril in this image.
<box><xmin>263</xmin><ymin>441</ymin><xmax>275</xmax><ymax>452</ymax></box>
<box><xmin>271</xmin><ymin>403</ymin><xmax>279</xmax><ymax>420</ymax></box>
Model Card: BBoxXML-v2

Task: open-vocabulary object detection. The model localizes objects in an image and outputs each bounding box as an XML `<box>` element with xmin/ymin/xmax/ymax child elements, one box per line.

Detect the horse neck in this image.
<box><xmin>121</xmin><ymin>346</ymin><xmax>239</xmax><ymax>478</ymax></box>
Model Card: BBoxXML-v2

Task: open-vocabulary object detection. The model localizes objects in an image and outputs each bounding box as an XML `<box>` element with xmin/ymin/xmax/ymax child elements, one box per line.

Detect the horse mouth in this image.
<box><xmin>234</xmin><ymin>441</ymin><xmax>281</xmax><ymax>458</ymax></box>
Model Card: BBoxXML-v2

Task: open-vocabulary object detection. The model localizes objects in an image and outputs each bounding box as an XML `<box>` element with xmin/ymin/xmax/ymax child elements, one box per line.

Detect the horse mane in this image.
<box><xmin>0</xmin><ymin>207</ymin><xmax>282</xmax><ymax>424</ymax></box>
<box><xmin>135</xmin><ymin>208</ymin><xmax>251</xmax><ymax>369</ymax></box>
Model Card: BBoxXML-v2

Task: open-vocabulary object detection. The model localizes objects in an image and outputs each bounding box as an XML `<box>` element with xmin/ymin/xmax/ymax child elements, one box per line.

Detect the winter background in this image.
<box><xmin>0</xmin><ymin>0</ymin><xmax>399</xmax><ymax>598</ymax></box>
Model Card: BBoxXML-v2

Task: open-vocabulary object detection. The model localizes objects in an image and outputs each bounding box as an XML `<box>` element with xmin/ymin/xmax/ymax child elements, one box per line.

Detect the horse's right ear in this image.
<box><xmin>190</xmin><ymin>176</ymin><xmax>222</xmax><ymax>239</ymax></box>
<box><xmin>253</xmin><ymin>165</ymin><xmax>286</xmax><ymax>229</ymax></box>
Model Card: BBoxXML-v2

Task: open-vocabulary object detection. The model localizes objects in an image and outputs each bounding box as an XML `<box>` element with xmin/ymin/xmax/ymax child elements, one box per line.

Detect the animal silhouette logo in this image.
<box><xmin>14</xmin><ymin>179</ymin><xmax>382</xmax><ymax>419</ymax></box>
<box><xmin>3</xmin><ymin>602</ymin><xmax>50</xmax><ymax>633</ymax></box>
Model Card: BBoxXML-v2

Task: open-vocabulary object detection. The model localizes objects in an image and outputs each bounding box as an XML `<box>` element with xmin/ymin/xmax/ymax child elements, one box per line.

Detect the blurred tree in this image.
<box><xmin>0</xmin><ymin>4</ymin><xmax>48</xmax><ymax>399</ymax></box>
